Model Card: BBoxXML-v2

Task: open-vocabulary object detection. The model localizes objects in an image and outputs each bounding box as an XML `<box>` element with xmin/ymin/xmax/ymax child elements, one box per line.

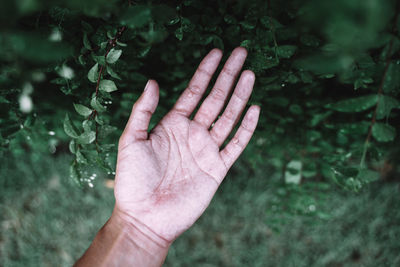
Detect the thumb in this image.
<box><xmin>119</xmin><ymin>80</ymin><xmax>159</xmax><ymax>147</ymax></box>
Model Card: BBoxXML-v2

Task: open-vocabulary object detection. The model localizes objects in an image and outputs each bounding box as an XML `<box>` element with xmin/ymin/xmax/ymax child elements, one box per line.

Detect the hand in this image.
<box><xmin>114</xmin><ymin>47</ymin><xmax>260</xmax><ymax>245</ymax></box>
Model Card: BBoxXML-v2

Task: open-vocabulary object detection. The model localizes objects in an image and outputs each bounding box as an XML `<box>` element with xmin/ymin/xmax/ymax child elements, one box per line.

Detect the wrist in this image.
<box><xmin>110</xmin><ymin>206</ymin><xmax>171</xmax><ymax>258</ymax></box>
<box><xmin>75</xmin><ymin>207</ymin><xmax>170</xmax><ymax>267</ymax></box>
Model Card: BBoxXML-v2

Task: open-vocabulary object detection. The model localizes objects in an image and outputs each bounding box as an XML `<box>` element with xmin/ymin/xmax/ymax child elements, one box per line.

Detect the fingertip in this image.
<box><xmin>234</xmin><ymin>46</ymin><xmax>248</xmax><ymax>57</ymax></box>
<box><xmin>144</xmin><ymin>79</ymin><xmax>159</xmax><ymax>94</ymax></box>
<box><xmin>148</xmin><ymin>79</ymin><xmax>159</xmax><ymax>88</ymax></box>
<box><xmin>251</xmin><ymin>104</ymin><xmax>261</xmax><ymax>113</ymax></box>
<box><xmin>242</xmin><ymin>70</ymin><xmax>255</xmax><ymax>82</ymax></box>
<box><xmin>248</xmin><ymin>105</ymin><xmax>261</xmax><ymax>121</ymax></box>
<box><xmin>210</xmin><ymin>48</ymin><xmax>223</xmax><ymax>58</ymax></box>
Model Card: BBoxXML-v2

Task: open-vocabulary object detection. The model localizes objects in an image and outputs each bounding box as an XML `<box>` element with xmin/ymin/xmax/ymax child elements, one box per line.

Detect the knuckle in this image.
<box><xmin>195</xmin><ymin>110</ymin><xmax>211</xmax><ymax>126</ymax></box>
<box><xmin>188</xmin><ymin>85</ymin><xmax>202</xmax><ymax>95</ymax></box>
<box><xmin>211</xmin><ymin>129</ymin><xmax>222</xmax><ymax>142</ymax></box>
<box><xmin>197</xmin><ymin>67</ymin><xmax>213</xmax><ymax>77</ymax></box>
<box><xmin>241</xmin><ymin>121</ymin><xmax>253</xmax><ymax>132</ymax></box>
<box><xmin>233</xmin><ymin>90</ymin><xmax>248</xmax><ymax>101</ymax></box>
<box><xmin>222</xmin><ymin>147</ymin><xmax>232</xmax><ymax>158</ymax></box>
<box><xmin>231</xmin><ymin>137</ymin><xmax>243</xmax><ymax>148</ymax></box>
<box><xmin>221</xmin><ymin>67</ymin><xmax>236</xmax><ymax>78</ymax></box>
<box><xmin>211</xmin><ymin>87</ymin><xmax>226</xmax><ymax>101</ymax></box>
<box><xmin>223</xmin><ymin>108</ymin><xmax>236</xmax><ymax>121</ymax></box>
<box><xmin>141</xmin><ymin>109</ymin><xmax>153</xmax><ymax>118</ymax></box>
<box><xmin>172</xmin><ymin>107</ymin><xmax>189</xmax><ymax>116</ymax></box>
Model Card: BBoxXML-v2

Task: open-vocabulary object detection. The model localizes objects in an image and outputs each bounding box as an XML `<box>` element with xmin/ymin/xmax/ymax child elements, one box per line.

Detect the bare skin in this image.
<box><xmin>75</xmin><ymin>47</ymin><xmax>260</xmax><ymax>266</ymax></box>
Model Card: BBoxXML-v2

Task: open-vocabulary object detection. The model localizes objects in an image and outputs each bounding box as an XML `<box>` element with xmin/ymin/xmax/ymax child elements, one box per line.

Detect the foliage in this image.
<box><xmin>1</xmin><ymin>0</ymin><xmax>400</xmax><ymax>213</ymax></box>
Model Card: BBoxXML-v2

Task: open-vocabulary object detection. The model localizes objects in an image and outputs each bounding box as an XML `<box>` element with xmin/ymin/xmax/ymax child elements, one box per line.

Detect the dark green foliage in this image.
<box><xmin>1</xmin><ymin>0</ymin><xmax>400</xmax><ymax>214</ymax></box>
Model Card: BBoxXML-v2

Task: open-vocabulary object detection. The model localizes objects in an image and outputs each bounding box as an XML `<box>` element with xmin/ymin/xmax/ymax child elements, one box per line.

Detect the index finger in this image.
<box><xmin>171</xmin><ymin>48</ymin><xmax>223</xmax><ymax>117</ymax></box>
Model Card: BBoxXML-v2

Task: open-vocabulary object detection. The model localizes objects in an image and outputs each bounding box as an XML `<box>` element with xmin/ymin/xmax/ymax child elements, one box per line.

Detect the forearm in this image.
<box><xmin>74</xmin><ymin>209</ymin><xmax>170</xmax><ymax>267</ymax></box>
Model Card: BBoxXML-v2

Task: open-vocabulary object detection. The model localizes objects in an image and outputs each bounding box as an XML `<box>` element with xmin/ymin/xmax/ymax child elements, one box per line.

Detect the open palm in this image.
<box><xmin>114</xmin><ymin>47</ymin><xmax>260</xmax><ymax>244</ymax></box>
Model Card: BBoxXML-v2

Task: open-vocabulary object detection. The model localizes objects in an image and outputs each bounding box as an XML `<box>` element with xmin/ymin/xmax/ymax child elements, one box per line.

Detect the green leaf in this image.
<box><xmin>78</xmin><ymin>55</ymin><xmax>86</xmax><ymax>65</ymax></box>
<box><xmin>224</xmin><ymin>14</ymin><xmax>237</xmax><ymax>24</ymax></box>
<box><xmin>372</xmin><ymin>123</ymin><xmax>396</xmax><ymax>142</ymax></box>
<box><xmin>73</xmin><ymin>103</ymin><xmax>92</xmax><ymax>116</ymax></box>
<box><xmin>98</xmin><ymin>125</ymin><xmax>117</xmax><ymax>139</ymax></box>
<box><xmin>120</xmin><ymin>5</ymin><xmax>151</xmax><ymax>28</ymax></box>
<box><xmin>51</xmin><ymin>78</ymin><xmax>67</xmax><ymax>85</ymax></box>
<box><xmin>0</xmin><ymin>96</ymin><xmax>10</xmax><ymax>103</ymax></box>
<box><xmin>106</xmin><ymin>30</ymin><xmax>114</xmax><ymax>40</ymax></box>
<box><xmin>83</xmin><ymin>32</ymin><xmax>91</xmax><ymax>50</ymax></box>
<box><xmin>69</xmin><ymin>140</ymin><xmax>76</xmax><ymax>154</ymax></box>
<box><xmin>95</xmin><ymin>115</ymin><xmax>105</xmax><ymax>125</ymax></box>
<box><xmin>63</xmin><ymin>114</ymin><xmax>79</xmax><ymax>138</ymax></box>
<box><xmin>70</xmin><ymin>162</ymin><xmax>82</xmax><ymax>186</ymax></box>
<box><xmin>92</xmin><ymin>55</ymin><xmax>106</xmax><ymax>65</ymax></box>
<box><xmin>99</xmin><ymin>79</ymin><xmax>117</xmax><ymax>93</ymax></box>
<box><xmin>383</xmin><ymin>62</ymin><xmax>400</xmax><ymax>93</ymax></box>
<box><xmin>90</xmin><ymin>96</ymin><xmax>106</xmax><ymax>113</ymax></box>
<box><xmin>76</xmin><ymin>149</ymin><xmax>88</xmax><ymax>164</ymax></box>
<box><xmin>239</xmin><ymin>20</ymin><xmax>256</xmax><ymax>30</ymax></box>
<box><xmin>106</xmin><ymin>49</ymin><xmax>122</xmax><ymax>64</ymax></box>
<box><xmin>88</xmin><ymin>63</ymin><xmax>99</xmax><ymax>83</ymax></box>
<box><xmin>376</xmin><ymin>95</ymin><xmax>400</xmax><ymax>119</ymax></box>
<box><xmin>240</xmin><ymin>40</ymin><xmax>251</xmax><ymax>48</ymax></box>
<box><xmin>99</xmin><ymin>144</ymin><xmax>115</xmax><ymax>152</ymax></box>
<box><xmin>106</xmin><ymin>66</ymin><xmax>121</xmax><ymax>80</ymax></box>
<box><xmin>357</xmin><ymin>169</ymin><xmax>380</xmax><ymax>183</ymax></box>
<box><xmin>326</xmin><ymin>94</ymin><xmax>378</xmax><ymax>112</ymax></box>
<box><xmin>284</xmin><ymin>160</ymin><xmax>302</xmax><ymax>184</ymax></box>
<box><xmin>310</xmin><ymin>111</ymin><xmax>332</xmax><ymax>127</ymax></box>
<box><xmin>82</xmin><ymin>120</ymin><xmax>93</xmax><ymax>132</ymax></box>
<box><xmin>80</xmin><ymin>148</ymin><xmax>99</xmax><ymax>163</ymax></box>
<box><xmin>77</xmin><ymin>130</ymin><xmax>96</xmax><ymax>145</ymax></box>
<box><xmin>277</xmin><ymin>45</ymin><xmax>297</xmax><ymax>59</ymax></box>
<box><xmin>137</xmin><ymin>46</ymin><xmax>151</xmax><ymax>58</ymax></box>
<box><xmin>116</xmin><ymin>40</ymin><xmax>128</xmax><ymax>47</ymax></box>
<box><xmin>175</xmin><ymin>27</ymin><xmax>183</xmax><ymax>40</ymax></box>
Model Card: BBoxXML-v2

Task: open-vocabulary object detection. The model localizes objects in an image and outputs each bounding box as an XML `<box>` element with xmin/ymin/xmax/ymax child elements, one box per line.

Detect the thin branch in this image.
<box><xmin>87</xmin><ymin>26</ymin><xmax>126</xmax><ymax>149</ymax></box>
<box><xmin>359</xmin><ymin>6</ymin><xmax>399</xmax><ymax>169</ymax></box>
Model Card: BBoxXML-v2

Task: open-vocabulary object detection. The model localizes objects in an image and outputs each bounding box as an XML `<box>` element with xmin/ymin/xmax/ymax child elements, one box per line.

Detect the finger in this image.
<box><xmin>210</xmin><ymin>70</ymin><xmax>255</xmax><ymax>147</ymax></box>
<box><xmin>119</xmin><ymin>80</ymin><xmax>159</xmax><ymax>146</ymax></box>
<box><xmin>193</xmin><ymin>47</ymin><xmax>247</xmax><ymax>128</ymax></box>
<box><xmin>220</xmin><ymin>105</ymin><xmax>260</xmax><ymax>169</ymax></box>
<box><xmin>172</xmin><ymin>48</ymin><xmax>223</xmax><ymax>117</ymax></box>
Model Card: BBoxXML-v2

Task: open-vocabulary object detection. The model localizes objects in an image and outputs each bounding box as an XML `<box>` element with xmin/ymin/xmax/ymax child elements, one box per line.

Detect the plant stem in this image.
<box><xmin>359</xmin><ymin>7</ymin><xmax>399</xmax><ymax>169</ymax></box>
<box><xmin>89</xmin><ymin>26</ymin><xmax>126</xmax><ymax>149</ymax></box>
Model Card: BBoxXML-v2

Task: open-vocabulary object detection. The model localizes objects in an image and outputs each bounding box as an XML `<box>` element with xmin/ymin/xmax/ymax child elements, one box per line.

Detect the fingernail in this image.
<box><xmin>144</xmin><ymin>80</ymin><xmax>150</xmax><ymax>91</ymax></box>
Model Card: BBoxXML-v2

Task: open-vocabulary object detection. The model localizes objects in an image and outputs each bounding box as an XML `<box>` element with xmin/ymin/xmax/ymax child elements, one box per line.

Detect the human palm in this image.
<box><xmin>114</xmin><ymin>47</ymin><xmax>260</xmax><ymax>243</ymax></box>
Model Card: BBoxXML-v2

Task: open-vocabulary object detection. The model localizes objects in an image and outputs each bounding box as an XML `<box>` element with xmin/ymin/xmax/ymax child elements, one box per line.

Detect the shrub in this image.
<box><xmin>1</xmin><ymin>0</ymin><xmax>399</xmax><ymax>209</ymax></box>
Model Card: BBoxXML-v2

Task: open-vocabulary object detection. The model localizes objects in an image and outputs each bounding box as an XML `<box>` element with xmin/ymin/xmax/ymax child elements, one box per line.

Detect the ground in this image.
<box><xmin>1</xmin><ymin>153</ymin><xmax>399</xmax><ymax>266</ymax></box>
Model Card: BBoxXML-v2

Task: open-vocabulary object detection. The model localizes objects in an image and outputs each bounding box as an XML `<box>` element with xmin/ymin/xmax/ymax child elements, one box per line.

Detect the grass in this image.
<box><xmin>1</xmin><ymin>152</ymin><xmax>400</xmax><ymax>266</ymax></box>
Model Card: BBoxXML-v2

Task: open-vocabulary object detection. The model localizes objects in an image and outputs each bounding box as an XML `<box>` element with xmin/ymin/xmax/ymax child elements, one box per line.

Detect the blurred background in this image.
<box><xmin>1</xmin><ymin>0</ymin><xmax>400</xmax><ymax>266</ymax></box>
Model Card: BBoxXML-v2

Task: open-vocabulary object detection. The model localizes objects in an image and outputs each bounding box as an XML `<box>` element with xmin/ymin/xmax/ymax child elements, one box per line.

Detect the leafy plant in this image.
<box><xmin>0</xmin><ymin>0</ymin><xmax>399</xmax><ymax>205</ymax></box>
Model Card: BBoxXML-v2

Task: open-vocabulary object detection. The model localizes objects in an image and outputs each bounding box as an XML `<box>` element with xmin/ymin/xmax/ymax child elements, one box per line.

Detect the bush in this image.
<box><xmin>1</xmin><ymin>0</ymin><xmax>399</xmax><ymax>214</ymax></box>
